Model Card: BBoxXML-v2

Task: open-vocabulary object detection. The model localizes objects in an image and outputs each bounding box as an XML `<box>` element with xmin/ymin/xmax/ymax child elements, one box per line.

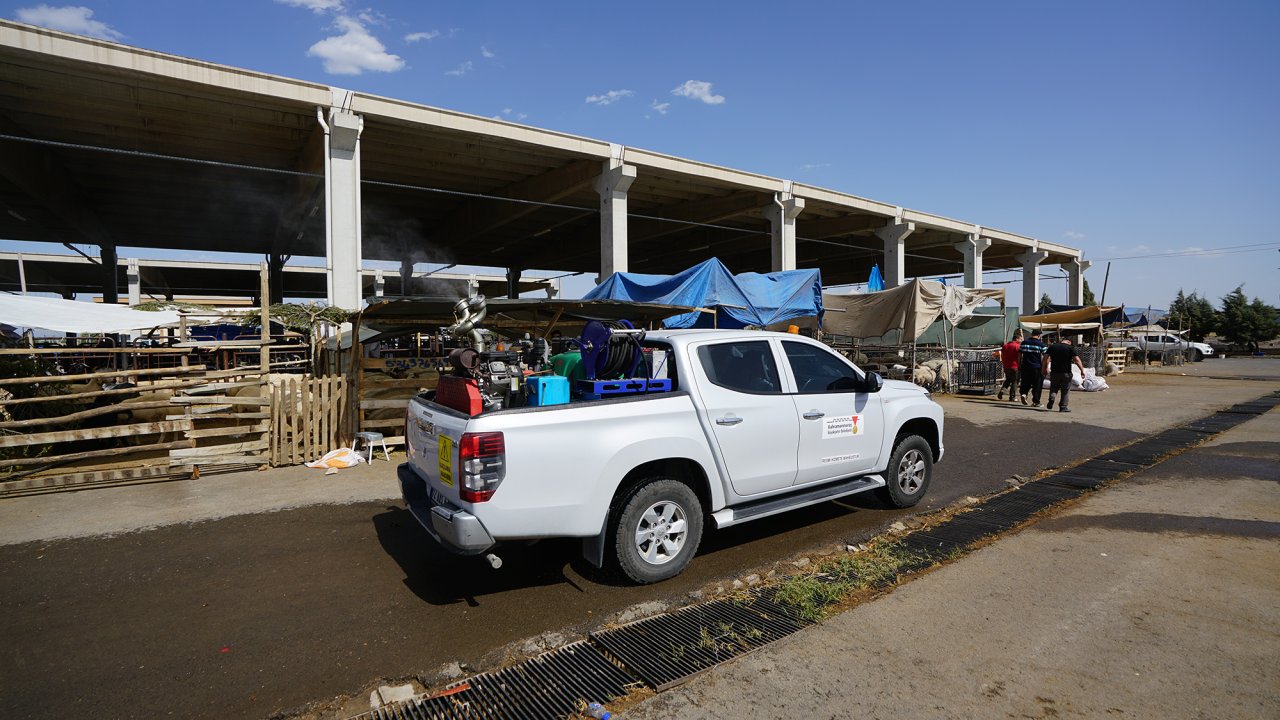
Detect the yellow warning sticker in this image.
<box><xmin>437</xmin><ymin>435</ymin><xmax>454</xmax><ymax>487</ymax></box>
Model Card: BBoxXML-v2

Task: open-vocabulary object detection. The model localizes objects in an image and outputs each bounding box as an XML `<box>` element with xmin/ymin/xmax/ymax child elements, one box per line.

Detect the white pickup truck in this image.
<box><xmin>400</xmin><ymin>330</ymin><xmax>944</xmax><ymax>583</ymax></box>
<box><xmin>1110</xmin><ymin>333</ymin><xmax>1214</xmax><ymax>361</ymax></box>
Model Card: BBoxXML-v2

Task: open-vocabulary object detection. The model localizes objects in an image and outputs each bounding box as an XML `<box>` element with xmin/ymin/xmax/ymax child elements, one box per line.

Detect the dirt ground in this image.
<box><xmin>0</xmin><ymin>359</ymin><xmax>1275</xmax><ymax>719</ymax></box>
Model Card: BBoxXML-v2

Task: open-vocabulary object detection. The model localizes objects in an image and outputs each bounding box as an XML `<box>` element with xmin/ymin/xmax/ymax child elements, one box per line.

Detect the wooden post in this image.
<box><xmin>260</xmin><ymin>261</ymin><xmax>271</xmax><ymax>372</ymax></box>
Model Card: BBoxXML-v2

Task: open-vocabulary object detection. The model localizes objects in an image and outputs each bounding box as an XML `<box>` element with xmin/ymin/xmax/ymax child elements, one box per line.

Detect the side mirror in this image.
<box><xmin>861</xmin><ymin>372</ymin><xmax>884</xmax><ymax>393</ymax></box>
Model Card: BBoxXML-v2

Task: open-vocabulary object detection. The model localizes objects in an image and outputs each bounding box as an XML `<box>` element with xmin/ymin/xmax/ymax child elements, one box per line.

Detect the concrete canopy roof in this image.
<box><xmin>0</xmin><ymin>252</ymin><xmax>552</xmax><ymax>300</ymax></box>
<box><xmin>0</xmin><ymin>20</ymin><xmax>1080</xmax><ymax>292</ymax></box>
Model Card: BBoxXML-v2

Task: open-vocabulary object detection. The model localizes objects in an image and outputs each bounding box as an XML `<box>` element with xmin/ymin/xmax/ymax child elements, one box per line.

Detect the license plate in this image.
<box><xmin>437</xmin><ymin>435</ymin><xmax>454</xmax><ymax>487</ymax></box>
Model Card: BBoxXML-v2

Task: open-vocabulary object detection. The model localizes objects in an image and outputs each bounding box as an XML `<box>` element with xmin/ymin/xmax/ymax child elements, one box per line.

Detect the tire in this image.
<box><xmin>878</xmin><ymin>435</ymin><xmax>933</xmax><ymax>508</ymax></box>
<box><xmin>611</xmin><ymin>478</ymin><xmax>704</xmax><ymax>584</ymax></box>
<box><xmin>1193</xmin><ymin>350</ymin><xmax>1204</xmax><ymax>362</ymax></box>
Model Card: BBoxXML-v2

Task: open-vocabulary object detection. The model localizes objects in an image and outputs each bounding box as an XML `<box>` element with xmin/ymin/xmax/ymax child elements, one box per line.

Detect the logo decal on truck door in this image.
<box><xmin>822</xmin><ymin>414</ymin><xmax>863</xmax><ymax>438</ymax></box>
<box><xmin>438</xmin><ymin>435</ymin><xmax>454</xmax><ymax>487</ymax></box>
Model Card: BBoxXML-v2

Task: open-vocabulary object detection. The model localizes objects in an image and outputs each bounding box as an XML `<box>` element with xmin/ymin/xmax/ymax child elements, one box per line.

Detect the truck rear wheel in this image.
<box><xmin>878</xmin><ymin>435</ymin><xmax>933</xmax><ymax>508</ymax></box>
<box><xmin>612</xmin><ymin>479</ymin><xmax>704</xmax><ymax>584</ymax></box>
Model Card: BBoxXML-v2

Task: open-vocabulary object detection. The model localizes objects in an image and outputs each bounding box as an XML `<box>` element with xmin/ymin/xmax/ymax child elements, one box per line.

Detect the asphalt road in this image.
<box><xmin>0</xmin><ymin>415</ymin><xmax>1139</xmax><ymax>720</ymax></box>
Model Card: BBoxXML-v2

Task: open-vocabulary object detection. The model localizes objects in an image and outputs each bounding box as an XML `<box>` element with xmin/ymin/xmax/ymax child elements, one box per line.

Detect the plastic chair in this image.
<box><xmin>353</xmin><ymin>431</ymin><xmax>391</xmax><ymax>463</ymax></box>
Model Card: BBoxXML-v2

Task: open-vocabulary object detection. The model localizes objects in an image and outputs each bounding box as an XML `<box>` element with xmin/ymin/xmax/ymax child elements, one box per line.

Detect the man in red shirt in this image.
<box><xmin>993</xmin><ymin>329</ymin><xmax>1022</xmax><ymax>401</ymax></box>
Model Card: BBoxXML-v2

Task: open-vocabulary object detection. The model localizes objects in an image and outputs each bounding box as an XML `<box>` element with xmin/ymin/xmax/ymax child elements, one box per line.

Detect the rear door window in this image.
<box><xmin>697</xmin><ymin>341</ymin><xmax>782</xmax><ymax>394</ymax></box>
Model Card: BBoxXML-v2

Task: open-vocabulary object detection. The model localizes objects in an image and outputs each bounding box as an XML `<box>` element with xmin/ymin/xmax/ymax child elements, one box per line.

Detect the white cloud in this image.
<box><xmin>502</xmin><ymin>108</ymin><xmax>512</xmax><ymax>115</ymax></box>
<box><xmin>585</xmin><ymin>89</ymin><xmax>634</xmax><ymax>106</ymax></box>
<box><xmin>800</xmin><ymin>162</ymin><xmax>832</xmax><ymax>171</ymax></box>
<box><xmin>15</xmin><ymin>5</ymin><xmax>122</xmax><ymax>40</ymax></box>
<box><xmin>275</xmin><ymin>0</ymin><xmax>343</xmax><ymax>13</ymax></box>
<box><xmin>1064</xmin><ymin>230</ymin><xmax>1086</xmax><ymax>241</ymax></box>
<box><xmin>480</xmin><ymin>45</ymin><xmax>495</xmax><ymax>58</ymax></box>
<box><xmin>445</xmin><ymin>60</ymin><xmax>473</xmax><ymax>76</ymax></box>
<box><xmin>307</xmin><ymin>15</ymin><xmax>405</xmax><ymax>75</ymax></box>
<box><xmin>672</xmin><ymin>80</ymin><xmax>725</xmax><ymax>105</ymax></box>
<box><xmin>356</xmin><ymin>8</ymin><xmax>387</xmax><ymax>26</ymax></box>
<box><xmin>650</xmin><ymin>100</ymin><xmax>670</xmax><ymax>115</ymax></box>
<box><xmin>404</xmin><ymin>30</ymin><xmax>440</xmax><ymax>43</ymax></box>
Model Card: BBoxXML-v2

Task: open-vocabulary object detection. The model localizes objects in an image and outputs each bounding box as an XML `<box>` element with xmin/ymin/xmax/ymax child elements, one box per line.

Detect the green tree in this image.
<box><xmin>1082</xmin><ymin>278</ymin><xmax>1096</xmax><ymax>306</ymax></box>
<box><xmin>1039</xmin><ymin>292</ymin><xmax>1054</xmax><ymax>311</ymax></box>
<box><xmin>1218</xmin><ymin>286</ymin><xmax>1280</xmax><ymax>352</ymax></box>
<box><xmin>1168</xmin><ymin>290</ymin><xmax>1218</xmax><ymax>341</ymax></box>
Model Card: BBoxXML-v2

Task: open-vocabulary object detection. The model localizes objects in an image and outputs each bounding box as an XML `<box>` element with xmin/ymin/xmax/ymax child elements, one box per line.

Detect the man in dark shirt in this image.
<box><xmin>1045</xmin><ymin>337</ymin><xmax>1087</xmax><ymax>412</ymax></box>
<box><xmin>1017</xmin><ymin>329</ymin><xmax>1047</xmax><ymax>407</ymax></box>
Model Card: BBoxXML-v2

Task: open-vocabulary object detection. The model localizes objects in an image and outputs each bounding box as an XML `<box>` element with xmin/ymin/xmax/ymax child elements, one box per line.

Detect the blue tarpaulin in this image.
<box><xmin>868</xmin><ymin>264</ymin><xmax>885</xmax><ymax>292</ymax></box>
<box><xmin>584</xmin><ymin>258</ymin><xmax>823</xmax><ymax>329</ymax></box>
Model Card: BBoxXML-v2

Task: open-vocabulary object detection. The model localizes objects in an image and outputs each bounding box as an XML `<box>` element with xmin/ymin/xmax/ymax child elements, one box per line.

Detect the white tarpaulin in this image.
<box><xmin>822</xmin><ymin>279</ymin><xmax>1005</xmax><ymax>342</ymax></box>
<box><xmin>0</xmin><ymin>295</ymin><xmax>181</xmax><ymax>333</ymax></box>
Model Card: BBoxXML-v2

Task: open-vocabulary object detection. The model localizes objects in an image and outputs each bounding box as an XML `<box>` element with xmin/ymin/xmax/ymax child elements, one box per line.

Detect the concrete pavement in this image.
<box><xmin>626</xmin><ymin>407</ymin><xmax>1280</xmax><ymax>720</ymax></box>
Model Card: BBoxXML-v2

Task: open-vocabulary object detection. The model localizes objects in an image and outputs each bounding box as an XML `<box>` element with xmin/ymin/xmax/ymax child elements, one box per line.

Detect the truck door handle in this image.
<box><xmin>716</xmin><ymin>416</ymin><xmax>744</xmax><ymax>426</ymax></box>
<box><xmin>803</xmin><ymin>411</ymin><xmax>824</xmax><ymax>420</ymax></box>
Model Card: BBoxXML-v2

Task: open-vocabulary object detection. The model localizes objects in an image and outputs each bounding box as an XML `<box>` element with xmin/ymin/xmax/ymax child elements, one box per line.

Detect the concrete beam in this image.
<box><xmin>875</xmin><ymin>220</ymin><xmax>915</xmax><ymax>288</ymax></box>
<box><xmin>766</xmin><ymin>191</ymin><xmax>805</xmax><ymax>272</ymax></box>
<box><xmin>322</xmin><ymin>106</ymin><xmax>364</xmax><ymax>310</ymax></box>
<box><xmin>0</xmin><ymin>114</ymin><xmax>116</xmax><ymax>249</ymax></box>
<box><xmin>635</xmin><ymin>191</ymin><xmax>765</xmax><ymax>243</ymax></box>
<box><xmin>1018</xmin><ymin>249</ymin><xmax>1050</xmax><ymax>313</ymax></box>
<box><xmin>797</xmin><ymin>213</ymin><xmax>884</xmax><ymax>240</ymax></box>
<box><xmin>432</xmin><ymin>158</ymin><xmax>599</xmax><ymax>246</ymax></box>
<box><xmin>595</xmin><ymin>158</ymin><xmax>636</xmax><ymax>279</ymax></box>
<box><xmin>1064</xmin><ymin>258</ymin><xmax>1093</xmax><ymax>305</ymax></box>
<box><xmin>954</xmin><ymin>233</ymin><xmax>993</xmax><ymax>289</ymax></box>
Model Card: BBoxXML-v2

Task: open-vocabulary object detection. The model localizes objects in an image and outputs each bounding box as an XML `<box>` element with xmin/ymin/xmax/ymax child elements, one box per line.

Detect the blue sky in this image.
<box><xmin>5</xmin><ymin>0</ymin><xmax>1279</xmax><ymax>310</ymax></box>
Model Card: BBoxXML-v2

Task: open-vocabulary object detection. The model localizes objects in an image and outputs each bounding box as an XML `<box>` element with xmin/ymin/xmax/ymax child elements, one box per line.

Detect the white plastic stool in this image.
<box><xmin>353</xmin><ymin>431</ymin><xmax>391</xmax><ymax>463</ymax></box>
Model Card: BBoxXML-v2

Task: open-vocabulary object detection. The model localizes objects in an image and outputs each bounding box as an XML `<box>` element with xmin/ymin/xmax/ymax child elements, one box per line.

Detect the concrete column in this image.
<box><xmin>399</xmin><ymin>259</ymin><xmax>413</xmax><ymax>296</ymax></box>
<box><xmin>373</xmin><ymin>269</ymin><xmax>385</xmax><ymax>299</ymax></box>
<box><xmin>546</xmin><ymin>278</ymin><xmax>560</xmax><ymax>299</ymax></box>
<box><xmin>765</xmin><ymin>191</ymin><xmax>805</xmax><ymax>272</ymax></box>
<box><xmin>126</xmin><ymin>258</ymin><xmax>141</xmax><ymax>306</ymax></box>
<box><xmin>1018</xmin><ymin>249</ymin><xmax>1050</xmax><ymax>313</ymax></box>
<box><xmin>322</xmin><ymin>107</ymin><xmax>364</xmax><ymax>310</ymax></box>
<box><xmin>954</xmin><ymin>233</ymin><xmax>992</xmax><ymax>289</ymax></box>
<box><xmin>467</xmin><ymin>274</ymin><xmax>479</xmax><ymax>298</ymax></box>
<box><xmin>594</xmin><ymin>155</ymin><xmax>636</xmax><ymax>279</ymax></box>
<box><xmin>99</xmin><ymin>244</ymin><xmax>118</xmax><ymax>304</ymax></box>
<box><xmin>1064</xmin><ymin>258</ymin><xmax>1093</xmax><ymax>305</ymax></box>
<box><xmin>506</xmin><ymin>267</ymin><xmax>522</xmax><ymax>299</ymax></box>
<box><xmin>874</xmin><ymin>221</ymin><xmax>915</xmax><ymax>288</ymax></box>
<box><xmin>268</xmin><ymin>253</ymin><xmax>286</xmax><ymax>304</ymax></box>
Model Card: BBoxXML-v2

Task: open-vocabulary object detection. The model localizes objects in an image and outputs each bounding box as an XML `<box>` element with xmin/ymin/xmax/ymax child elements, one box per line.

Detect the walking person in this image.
<box><xmin>1045</xmin><ymin>336</ymin><xmax>1086</xmax><ymax>412</ymax></box>
<box><xmin>994</xmin><ymin>329</ymin><xmax>1022</xmax><ymax>401</ymax></box>
<box><xmin>1018</xmin><ymin>329</ymin><xmax>1047</xmax><ymax>407</ymax></box>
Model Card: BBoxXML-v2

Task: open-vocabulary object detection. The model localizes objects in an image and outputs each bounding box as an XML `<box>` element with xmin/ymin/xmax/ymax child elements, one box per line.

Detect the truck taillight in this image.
<box><xmin>458</xmin><ymin>431</ymin><xmax>505</xmax><ymax>503</ymax></box>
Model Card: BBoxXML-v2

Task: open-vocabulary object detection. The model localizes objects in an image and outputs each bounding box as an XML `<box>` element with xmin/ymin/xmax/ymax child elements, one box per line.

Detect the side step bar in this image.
<box><xmin>711</xmin><ymin>474</ymin><xmax>886</xmax><ymax>529</ymax></box>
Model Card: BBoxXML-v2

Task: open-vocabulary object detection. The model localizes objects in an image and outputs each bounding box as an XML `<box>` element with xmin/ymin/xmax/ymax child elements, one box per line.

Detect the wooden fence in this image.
<box><xmin>269</xmin><ymin>375</ymin><xmax>348</xmax><ymax>466</ymax></box>
<box><xmin>0</xmin><ymin>365</ymin><xmax>272</xmax><ymax>496</ymax></box>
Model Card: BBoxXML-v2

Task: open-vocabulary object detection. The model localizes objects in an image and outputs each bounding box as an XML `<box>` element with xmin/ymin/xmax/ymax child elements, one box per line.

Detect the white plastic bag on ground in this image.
<box><xmin>306</xmin><ymin>447</ymin><xmax>366</xmax><ymax>470</ymax></box>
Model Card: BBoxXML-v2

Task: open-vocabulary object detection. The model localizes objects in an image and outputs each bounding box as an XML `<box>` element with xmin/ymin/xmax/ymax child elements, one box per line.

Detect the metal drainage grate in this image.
<box><xmin>590</xmin><ymin>594</ymin><xmax>808</xmax><ymax>691</ymax></box>
<box><xmin>902</xmin><ymin>515</ymin><xmax>1003</xmax><ymax>560</ymax></box>
<box><xmin>1223</xmin><ymin>397</ymin><xmax>1280</xmax><ymax>415</ymax></box>
<box><xmin>371</xmin><ymin>642</ymin><xmax>636</xmax><ymax>720</ymax></box>
<box><xmin>1181</xmin><ymin>412</ymin><xmax>1252</xmax><ymax>434</ymax></box>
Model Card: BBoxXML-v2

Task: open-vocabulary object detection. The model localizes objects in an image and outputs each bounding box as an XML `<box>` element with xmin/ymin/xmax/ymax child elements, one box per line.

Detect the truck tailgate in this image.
<box><xmin>405</xmin><ymin>396</ymin><xmax>471</xmax><ymax>505</ymax></box>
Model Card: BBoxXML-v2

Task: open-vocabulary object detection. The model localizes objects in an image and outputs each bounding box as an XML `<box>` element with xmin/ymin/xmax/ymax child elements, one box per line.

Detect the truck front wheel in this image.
<box><xmin>612</xmin><ymin>479</ymin><xmax>704</xmax><ymax>584</ymax></box>
<box><xmin>879</xmin><ymin>435</ymin><xmax>933</xmax><ymax>508</ymax></box>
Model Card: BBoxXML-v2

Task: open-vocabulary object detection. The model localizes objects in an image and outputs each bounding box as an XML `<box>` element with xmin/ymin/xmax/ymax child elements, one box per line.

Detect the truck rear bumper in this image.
<box><xmin>398</xmin><ymin>464</ymin><xmax>495</xmax><ymax>555</ymax></box>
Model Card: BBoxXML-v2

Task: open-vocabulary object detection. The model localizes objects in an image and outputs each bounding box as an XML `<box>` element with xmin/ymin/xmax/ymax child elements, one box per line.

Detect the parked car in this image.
<box><xmin>399</xmin><ymin>330</ymin><xmax>944</xmax><ymax>583</ymax></box>
<box><xmin>1111</xmin><ymin>333</ymin><xmax>1215</xmax><ymax>361</ymax></box>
